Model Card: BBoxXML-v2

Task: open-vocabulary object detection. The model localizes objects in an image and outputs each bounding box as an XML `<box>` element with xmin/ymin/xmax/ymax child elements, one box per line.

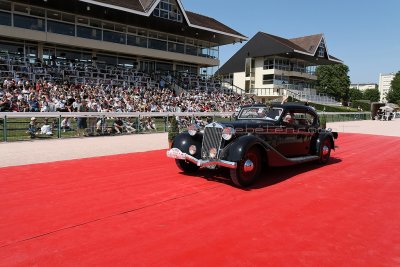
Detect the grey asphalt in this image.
<box><xmin>1</xmin><ymin>119</ymin><xmax>399</xmax><ymax>168</ymax></box>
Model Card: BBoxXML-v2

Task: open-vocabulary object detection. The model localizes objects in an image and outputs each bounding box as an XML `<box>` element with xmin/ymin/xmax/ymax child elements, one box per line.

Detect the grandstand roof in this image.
<box><xmin>218</xmin><ymin>32</ymin><xmax>343</xmax><ymax>74</ymax></box>
<box><xmin>13</xmin><ymin>0</ymin><xmax>246</xmax><ymax>45</ymax></box>
<box><xmin>77</xmin><ymin>0</ymin><xmax>247</xmax><ymax>44</ymax></box>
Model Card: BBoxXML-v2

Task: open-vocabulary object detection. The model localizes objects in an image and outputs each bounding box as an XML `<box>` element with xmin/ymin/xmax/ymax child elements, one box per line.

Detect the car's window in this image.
<box><xmin>282</xmin><ymin>110</ymin><xmax>316</xmax><ymax>126</ymax></box>
<box><xmin>238</xmin><ymin>107</ymin><xmax>281</xmax><ymax>120</ymax></box>
<box><xmin>305</xmin><ymin>112</ymin><xmax>317</xmax><ymax>126</ymax></box>
<box><xmin>266</xmin><ymin>107</ymin><xmax>283</xmax><ymax>120</ymax></box>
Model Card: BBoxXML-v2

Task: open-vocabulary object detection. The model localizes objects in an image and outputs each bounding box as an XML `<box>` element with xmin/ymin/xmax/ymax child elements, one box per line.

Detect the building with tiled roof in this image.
<box><xmin>218</xmin><ymin>31</ymin><xmax>343</xmax><ymax>103</ymax></box>
<box><xmin>0</xmin><ymin>0</ymin><xmax>246</xmax><ymax>81</ymax></box>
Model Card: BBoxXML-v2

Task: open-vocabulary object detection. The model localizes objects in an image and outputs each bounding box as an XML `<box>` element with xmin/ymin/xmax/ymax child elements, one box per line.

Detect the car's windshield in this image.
<box><xmin>238</xmin><ymin>107</ymin><xmax>283</xmax><ymax>121</ymax></box>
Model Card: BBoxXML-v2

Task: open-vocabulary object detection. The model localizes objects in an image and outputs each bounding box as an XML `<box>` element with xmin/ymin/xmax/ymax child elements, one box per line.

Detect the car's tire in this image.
<box><xmin>319</xmin><ymin>138</ymin><xmax>332</xmax><ymax>164</ymax></box>
<box><xmin>230</xmin><ymin>147</ymin><xmax>262</xmax><ymax>187</ymax></box>
<box><xmin>175</xmin><ymin>159</ymin><xmax>199</xmax><ymax>173</ymax></box>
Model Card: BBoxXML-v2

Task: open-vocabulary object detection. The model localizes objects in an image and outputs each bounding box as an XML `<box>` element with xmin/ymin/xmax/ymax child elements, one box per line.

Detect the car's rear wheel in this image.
<box><xmin>319</xmin><ymin>139</ymin><xmax>332</xmax><ymax>164</ymax></box>
<box><xmin>175</xmin><ymin>159</ymin><xmax>199</xmax><ymax>173</ymax></box>
<box><xmin>230</xmin><ymin>147</ymin><xmax>262</xmax><ymax>187</ymax></box>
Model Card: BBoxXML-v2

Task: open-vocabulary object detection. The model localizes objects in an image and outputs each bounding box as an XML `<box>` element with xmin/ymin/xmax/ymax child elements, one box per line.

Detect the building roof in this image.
<box><xmin>78</xmin><ymin>0</ymin><xmax>247</xmax><ymax>42</ymax></box>
<box><xmin>82</xmin><ymin>0</ymin><xmax>146</xmax><ymax>12</ymax></box>
<box><xmin>290</xmin><ymin>33</ymin><xmax>323</xmax><ymax>54</ymax></box>
<box><xmin>218</xmin><ymin>31</ymin><xmax>343</xmax><ymax>75</ymax></box>
<box><xmin>185</xmin><ymin>11</ymin><xmax>244</xmax><ymax>38</ymax></box>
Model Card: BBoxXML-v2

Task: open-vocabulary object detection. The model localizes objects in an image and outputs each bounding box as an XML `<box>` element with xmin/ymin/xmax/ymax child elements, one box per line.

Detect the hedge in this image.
<box><xmin>351</xmin><ymin>100</ymin><xmax>371</xmax><ymax>111</ymax></box>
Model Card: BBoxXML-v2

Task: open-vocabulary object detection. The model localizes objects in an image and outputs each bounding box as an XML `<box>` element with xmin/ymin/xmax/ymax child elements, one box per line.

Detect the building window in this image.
<box><xmin>13</xmin><ymin>14</ymin><xmax>44</xmax><ymax>31</ymax></box>
<box><xmin>77</xmin><ymin>26</ymin><xmax>101</xmax><ymax>40</ymax></box>
<box><xmin>153</xmin><ymin>0</ymin><xmax>183</xmax><ymax>23</ymax></box>
<box><xmin>103</xmin><ymin>30</ymin><xmax>126</xmax><ymax>44</ymax></box>
<box><xmin>275</xmin><ymin>58</ymin><xmax>290</xmax><ymax>71</ymax></box>
<box><xmin>148</xmin><ymin>38</ymin><xmax>167</xmax><ymax>51</ymax></box>
<box><xmin>168</xmin><ymin>42</ymin><xmax>184</xmax><ymax>53</ymax></box>
<box><xmin>0</xmin><ymin>11</ymin><xmax>11</xmax><ymax>26</ymax></box>
<box><xmin>127</xmin><ymin>35</ymin><xmax>147</xmax><ymax>48</ymax></box>
<box><xmin>263</xmin><ymin>74</ymin><xmax>274</xmax><ymax>85</ymax></box>
<box><xmin>47</xmin><ymin>20</ymin><xmax>75</xmax><ymax>36</ymax></box>
<box><xmin>317</xmin><ymin>40</ymin><xmax>325</xmax><ymax>57</ymax></box>
<box><xmin>186</xmin><ymin>45</ymin><xmax>198</xmax><ymax>56</ymax></box>
<box><xmin>263</xmin><ymin>58</ymin><xmax>274</xmax><ymax>69</ymax></box>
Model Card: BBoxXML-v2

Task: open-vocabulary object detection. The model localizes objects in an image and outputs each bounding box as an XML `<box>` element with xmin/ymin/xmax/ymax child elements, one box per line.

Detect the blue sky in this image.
<box><xmin>182</xmin><ymin>0</ymin><xmax>400</xmax><ymax>84</ymax></box>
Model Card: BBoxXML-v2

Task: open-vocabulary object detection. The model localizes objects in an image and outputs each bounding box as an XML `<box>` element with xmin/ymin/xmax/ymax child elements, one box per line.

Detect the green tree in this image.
<box><xmin>386</xmin><ymin>71</ymin><xmax>400</xmax><ymax>103</ymax></box>
<box><xmin>168</xmin><ymin>116</ymin><xmax>179</xmax><ymax>142</ymax></box>
<box><xmin>316</xmin><ymin>64</ymin><xmax>351</xmax><ymax>104</ymax></box>
<box><xmin>363</xmin><ymin>88</ymin><xmax>380</xmax><ymax>102</ymax></box>
<box><xmin>349</xmin><ymin>88</ymin><xmax>363</xmax><ymax>101</ymax></box>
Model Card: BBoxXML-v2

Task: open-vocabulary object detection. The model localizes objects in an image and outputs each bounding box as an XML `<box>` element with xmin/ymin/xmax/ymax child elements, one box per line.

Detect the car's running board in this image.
<box><xmin>287</xmin><ymin>155</ymin><xmax>319</xmax><ymax>164</ymax></box>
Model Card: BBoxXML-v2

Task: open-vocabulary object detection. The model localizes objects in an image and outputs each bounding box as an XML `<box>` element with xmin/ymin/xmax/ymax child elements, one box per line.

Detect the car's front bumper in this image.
<box><xmin>166</xmin><ymin>148</ymin><xmax>237</xmax><ymax>169</ymax></box>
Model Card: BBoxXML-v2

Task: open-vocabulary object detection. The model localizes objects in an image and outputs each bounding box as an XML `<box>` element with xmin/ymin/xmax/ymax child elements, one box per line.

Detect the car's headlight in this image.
<box><xmin>222</xmin><ymin>127</ymin><xmax>235</xmax><ymax>140</ymax></box>
<box><xmin>209</xmin><ymin>147</ymin><xmax>217</xmax><ymax>159</ymax></box>
<box><xmin>189</xmin><ymin>145</ymin><xmax>197</xmax><ymax>155</ymax></box>
<box><xmin>188</xmin><ymin>124</ymin><xmax>200</xmax><ymax>136</ymax></box>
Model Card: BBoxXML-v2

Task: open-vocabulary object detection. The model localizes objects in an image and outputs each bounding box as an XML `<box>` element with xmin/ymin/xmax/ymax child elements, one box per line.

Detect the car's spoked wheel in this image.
<box><xmin>319</xmin><ymin>139</ymin><xmax>331</xmax><ymax>164</ymax></box>
<box><xmin>175</xmin><ymin>159</ymin><xmax>199</xmax><ymax>173</ymax></box>
<box><xmin>230</xmin><ymin>147</ymin><xmax>261</xmax><ymax>187</ymax></box>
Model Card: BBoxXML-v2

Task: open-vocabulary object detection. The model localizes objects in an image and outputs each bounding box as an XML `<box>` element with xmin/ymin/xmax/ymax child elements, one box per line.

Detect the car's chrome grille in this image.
<box><xmin>201</xmin><ymin>125</ymin><xmax>223</xmax><ymax>160</ymax></box>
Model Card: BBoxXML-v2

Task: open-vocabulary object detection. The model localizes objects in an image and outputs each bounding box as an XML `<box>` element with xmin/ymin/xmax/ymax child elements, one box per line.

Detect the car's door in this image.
<box><xmin>275</xmin><ymin>109</ymin><xmax>314</xmax><ymax>157</ymax></box>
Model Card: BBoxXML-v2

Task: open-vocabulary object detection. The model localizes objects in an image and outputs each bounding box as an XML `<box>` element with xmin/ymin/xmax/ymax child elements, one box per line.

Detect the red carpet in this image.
<box><xmin>0</xmin><ymin>133</ymin><xmax>400</xmax><ymax>266</ymax></box>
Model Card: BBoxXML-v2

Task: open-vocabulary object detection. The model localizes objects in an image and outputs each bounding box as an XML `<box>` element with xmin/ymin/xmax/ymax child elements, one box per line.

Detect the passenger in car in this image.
<box><xmin>283</xmin><ymin>112</ymin><xmax>295</xmax><ymax>124</ymax></box>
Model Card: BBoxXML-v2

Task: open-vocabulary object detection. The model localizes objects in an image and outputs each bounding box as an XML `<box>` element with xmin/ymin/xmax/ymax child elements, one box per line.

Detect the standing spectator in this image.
<box><xmin>76</xmin><ymin>100</ymin><xmax>88</xmax><ymax>137</ymax></box>
<box><xmin>87</xmin><ymin>103</ymin><xmax>99</xmax><ymax>136</ymax></box>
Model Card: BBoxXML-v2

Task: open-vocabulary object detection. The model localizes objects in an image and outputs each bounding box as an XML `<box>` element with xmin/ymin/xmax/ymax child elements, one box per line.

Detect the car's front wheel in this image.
<box><xmin>230</xmin><ymin>147</ymin><xmax>262</xmax><ymax>187</ymax></box>
<box><xmin>175</xmin><ymin>159</ymin><xmax>199</xmax><ymax>173</ymax></box>
<box><xmin>319</xmin><ymin>138</ymin><xmax>332</xmax><ymax>164</ymax></box>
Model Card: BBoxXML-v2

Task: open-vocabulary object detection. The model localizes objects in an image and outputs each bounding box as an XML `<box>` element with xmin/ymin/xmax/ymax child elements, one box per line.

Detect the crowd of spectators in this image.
<box><xmin>0</xmin><ymin>77</ymin><xmax>255</xmax><ymax>114</ymax></box>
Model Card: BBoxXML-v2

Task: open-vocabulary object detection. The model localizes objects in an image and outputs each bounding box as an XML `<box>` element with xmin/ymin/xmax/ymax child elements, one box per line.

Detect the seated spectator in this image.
<box><xmin>113</xmin><ymin>117</ymin><xmax>124</xmax><ymax>134</ymax></box>
<box><xmin>28</xmin><ymin>96</ymin><xmax>40</xmax><ymax>112</ymax></box>
<box><xmin>147</xmin><ymin>117</ymin><xmax>157</xmax><ymax>131</ymax></box>
<box><xmin>55</xmin><ymin>95</ymin><xmax>68</xmax><ymax>112</ymax></box>
<box><xmin>40</xmin><ymin>98</ymin><xmax>50</xmax><ymax>112</ymax></box>
<box><xmin>61</xmin><ymin>117</ymin><xmax>72</xmax><ymax>132</ymax></box>
<box><xmin>27</xmin><ymin>117</ymin><xmax>39</xmax><ymax>138</ymax></box>
<box><xmin>0</xmin><ymin>96</ymin><xmax>11</xmax><ymax>112</ymax></box>
<box><xmin>40</xmin><ymin>118</ymin><xmax>53</xmax><ymax>135</ymax></box>
<box><xmin>123</xmin><ymin>118</ymin><xmax>136</xmax><ymax>134</ymax></box>
<box><xmin>65</xmin><ymin>96</ymin><xmax>75</xmax><ymax>112</ymax></box>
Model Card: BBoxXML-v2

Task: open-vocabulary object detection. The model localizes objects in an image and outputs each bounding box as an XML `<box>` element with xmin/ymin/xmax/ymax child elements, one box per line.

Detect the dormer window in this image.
<box><xmin>317</xmin><ymin>39</ymin><xmax>325</xmax><ymax>57</ymax></box>
<box><xmin>153</xmin><ymin>0</ymin><xmax>183</xmax><ymax>23</ymax></box>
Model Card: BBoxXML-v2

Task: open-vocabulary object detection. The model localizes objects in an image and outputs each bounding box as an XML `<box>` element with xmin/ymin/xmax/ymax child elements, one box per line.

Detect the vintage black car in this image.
<box><xmin>167</xmin><ymin>103</ymin><xmax>338</xmax><ymax>187</ymax></box>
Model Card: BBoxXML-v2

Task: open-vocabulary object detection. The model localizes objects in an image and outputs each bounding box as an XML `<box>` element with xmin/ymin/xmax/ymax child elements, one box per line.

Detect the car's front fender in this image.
<box><xmin>223</xmin><ymin>135</ymin><xmax>266</xmax><ymax>162</ymax></box>
<box><xmin>172</xmin><ymin>132</ymin><xmax>203</xmax><ymax>159</ymax></box>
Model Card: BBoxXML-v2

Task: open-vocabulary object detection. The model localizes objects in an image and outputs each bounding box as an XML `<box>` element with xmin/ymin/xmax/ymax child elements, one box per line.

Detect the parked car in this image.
<box><xmin>167</xmin><ymin>103</ymin><xmax>338</xmax><ymax>187</ymax></box>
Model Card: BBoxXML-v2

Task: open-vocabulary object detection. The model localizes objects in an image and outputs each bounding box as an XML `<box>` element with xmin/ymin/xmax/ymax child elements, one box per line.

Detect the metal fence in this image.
<box><xmin>0</xmin><ymin>111</ymin><xmax>371</xmax><ymax>142</ymax></box>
